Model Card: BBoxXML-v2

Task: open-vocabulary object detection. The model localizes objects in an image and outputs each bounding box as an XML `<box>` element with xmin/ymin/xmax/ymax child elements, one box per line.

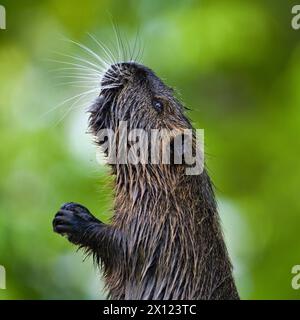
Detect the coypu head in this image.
<box><xmin>88</xmin><ymin>62</ymin><xmax>201</xmax><ymax>173</ymax></box>
<box><xmin>89</xmin><ymin>62</ymin><xmax>191</xmax><ymax>132</ymax></box>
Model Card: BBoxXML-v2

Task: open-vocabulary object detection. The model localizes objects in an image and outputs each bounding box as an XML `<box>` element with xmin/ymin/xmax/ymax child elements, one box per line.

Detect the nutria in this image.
<box><xmin>53</xmin><ymin>61</ymin><xmax>239</xmax><ymax>300</ymax></box>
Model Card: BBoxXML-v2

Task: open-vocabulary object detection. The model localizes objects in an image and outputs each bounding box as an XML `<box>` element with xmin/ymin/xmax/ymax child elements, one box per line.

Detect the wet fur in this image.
<box><xmin>53</xmin><ymin>62</ymin><xmax>239</xmax><ymax>300</ymax></box>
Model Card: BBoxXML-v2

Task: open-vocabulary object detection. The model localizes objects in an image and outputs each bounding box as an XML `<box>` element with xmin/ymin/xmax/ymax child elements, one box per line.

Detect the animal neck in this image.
<box><xmin>114</xmin><ymin>164</ymin><xmax>217</xmax><ymax>222</ymax></box>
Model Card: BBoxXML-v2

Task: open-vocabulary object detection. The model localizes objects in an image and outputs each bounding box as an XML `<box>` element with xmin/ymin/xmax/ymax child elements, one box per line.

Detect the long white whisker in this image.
<box><xmin>124</xmin><ymin>33</ymin><xmax>131</xmax><ymax>62</ymax></box>
<box><xmin>134</xmin><ymin>29</ymin><xmax>143</xmax><ymax>63</ymax></box>
<box><xmin>112</xmin><ymin>22</ymin><xmax>122</xmax><ymax>62</ymax></box>
<box><xmin>42</xmin><ymin>88</ymin><xmax>99</xmax><ymax>118</ymax></box>
<box><xmin>131</xmin><ymin>29</ymin><xmax>139</xmax><ymax>62</ymax></box>
<box><xmin>53</xmin><ymin>51</ymin><xmax>106</xmax><ymax>73</ymax></box>
<box><xmin>49</xmin><ymin>67</ymin><xmax>102</xmax><ymax>75</ymax></box>
<box><xmin>64</xmin><ymin>38</ymin><xmax>110</xmax><ymax>69</ymax></box>
<box><xmin>54</xmin><ymin>80</ymin><xmax>99</xmax><ymax>87</ymax></box>
<box><xmin>55</xmin><ymin>83</ymin><xmax>98</xmax><ymax>89</ymax></box>
<box><xmin>101</xmin><ymin>84</ymin><xmax>122</xmax><ymax>90</ymax></box>
<box><xmin>54</xmin><ymin>75</ymin><xmax>100</xmax><ymax>81</ymax></box>
<box><xmin>87</xmin><ymin>33</ymin><xmax>116</xmax><ymax>65</ymax></box>
<box><xmin>47</xmin><ymin>32</ymin><xmax>140</xmax><ymax>125</ymax></box>
<box><xmin>55</xmin><ymin>92</ymin><xmax>94</xmax><ymax>126</ymax></box>
<box><xmin>101</xmin><ymin>73</ymin><xmax>119</xmax><ymax>82</ymax></box>
<box><xmin>54</xmin><ymin>73</ymin><xmax>101</xmax><ymax>80</ymax></box>
<box><xmin>112</xmin><ymin>23</ymin><xmax>124</xmax><ymax>74</ymax></box>
<box><xmin>47</xmin><ymin>59</ymin><xmax>103</xmax><ymax>75</ymax></box>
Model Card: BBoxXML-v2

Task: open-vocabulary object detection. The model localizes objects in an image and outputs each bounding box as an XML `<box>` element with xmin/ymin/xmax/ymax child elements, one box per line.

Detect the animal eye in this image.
<box><xmin>152</xmin><ymin>99</ymin><xmax>164</xmax><ymax>113</ymax></box>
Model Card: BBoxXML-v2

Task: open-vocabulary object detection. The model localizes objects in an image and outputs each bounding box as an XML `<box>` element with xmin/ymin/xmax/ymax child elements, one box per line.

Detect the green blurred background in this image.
<box><xmin>0</xmin><ymin>0</ymin><xmax>300</xmax><ymax>299</ymax></box>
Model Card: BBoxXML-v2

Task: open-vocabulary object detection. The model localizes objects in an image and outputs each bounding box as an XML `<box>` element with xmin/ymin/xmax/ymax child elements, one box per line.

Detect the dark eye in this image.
<box><xmin>152</xmin><ymin>99</ymin><xmax>164</xmax><ymax>113</ymax></box>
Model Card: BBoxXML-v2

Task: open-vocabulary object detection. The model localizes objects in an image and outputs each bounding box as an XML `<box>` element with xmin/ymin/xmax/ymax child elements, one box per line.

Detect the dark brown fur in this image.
<box><xmin>53</xmin><ymin>62</ymin><xmax>239</xmax><ymax>300</ymax></box>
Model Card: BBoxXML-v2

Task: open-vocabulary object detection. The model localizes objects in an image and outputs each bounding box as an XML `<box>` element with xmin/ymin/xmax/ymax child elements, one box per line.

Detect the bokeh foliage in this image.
<box><xmin>0</xmin><ymin>0</ymin><xmax>299</xmax><ymax>299</ymax></box>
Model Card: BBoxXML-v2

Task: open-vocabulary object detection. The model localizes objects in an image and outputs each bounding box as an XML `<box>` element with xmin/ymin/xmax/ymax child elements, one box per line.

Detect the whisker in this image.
<box><xmin>53</xmin><ymin>51</ymin><xmax>106</xmax><ymax>73</ymax></box>
<box><xmin>124</xmin><ymin>32</ymin><xmax>132</xmax><ymax>62</ymax></box>
<box><xmin>47</xmin><ymin>31</ymin><xmax>142</xmax><ymax>124</ymax></box>
<box><xmin>54</xmin><ymin>82</ymin><xmax>99</xmax><ymax>88</ymax></box>
<box><xmin>49</xmin><ymin>67</ymin><xmax>103</xmax><ymax>75</ymax></box>
<box><xmin>42</xmin><ymin>88</ymin><xmax>99</xmax><ymax>118</ymax></box>
<box><xmin>131</xmin><ymin>28</ymin><xmax>140</xmax><ymax>62</ymax></box>
<box><xmin>51</xmin><ymin>72</ymin><xmax>96</xmax><ymax>79</ymax></box>
<box><xmin>135</xmin><ymin>31</ymin><xmax>144</xmax><ymax>63</ymax></box>
<box><xmin>55</xmin><ymin>93</ymin><xmax>94</xmax><ymax>126</ymax></box>
<box><xmin>102</xmin><ymin>84</ymin><xmax>122</xmax><ymax>90</ymax></box>
<box><xmin>87</xmin><ymin>33</ymin><xmax>116</xmax><ymax>65</ymax></box>
<box><xmin>47</xmin><ymin>58</ymin><xmax>103</xmax><ymax>75</ymax></box>
<box><xmin>112</xmin><ymin>22</ymin><xmax>125</xmax><ymax>75</ymax></box>
<box><xmin>63</xmin><ymin>38</ymin><xmax>110</xmax><ymax>69</ymax></box>
<box><xmin>137</xmin><ymin>41</ymin><xmax>145</xmax><ymax>64</ymax></box>
<box><xmin>55</xmin><ymin>85</ymin><xmax>96</xmax><ymax>89</ymax></box>
<box><xmin>54</xmin><ymin>75</ymin><xmax>100</xmax><ymax>81</ymax></box>
<box><xmin>101</xmin><ymin>73</ymin><xmax>119</xmax><ymax>82</ymax></box>
<box><xmin>112</xmin><ymin>22</ymin><xmax>122</xmax><ymax>62</ymax></box>
<box><xmin>119</xmin><ymin>29</ymin><xmax>127</xmax><ymax>61</ymax></box>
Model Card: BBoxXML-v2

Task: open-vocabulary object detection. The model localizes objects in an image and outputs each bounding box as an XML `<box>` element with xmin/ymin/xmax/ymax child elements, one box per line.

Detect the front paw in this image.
<box><xmin>53</xmin><ymin>202</ymin><xmax>100</xmax><ymax>244</ymax></box>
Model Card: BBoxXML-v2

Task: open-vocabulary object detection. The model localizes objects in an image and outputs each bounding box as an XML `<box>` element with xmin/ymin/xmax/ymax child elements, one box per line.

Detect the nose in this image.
<box><xmin>101</xmin><ymin>62</ymin><xmax>138</xmax><ymax>87</ymax></box>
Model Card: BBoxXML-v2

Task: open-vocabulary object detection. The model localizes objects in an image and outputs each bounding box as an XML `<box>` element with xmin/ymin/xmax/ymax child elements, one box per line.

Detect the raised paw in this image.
<box><xmin>53</xmin><ymin>202</ymin><xmax>101</xmax><ymax>244</ymax></box>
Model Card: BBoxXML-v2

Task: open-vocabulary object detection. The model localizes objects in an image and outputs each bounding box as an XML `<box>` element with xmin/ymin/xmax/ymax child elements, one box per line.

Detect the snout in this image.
<box><xmin>101</xmin><ymin>62</ymin><xmax>133</xmax><ymax>88</ymax></box>
<box><xmin>101</xmin><ymin>62</ymin><xmax>148</xmax><ymax>89</ymax></box>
